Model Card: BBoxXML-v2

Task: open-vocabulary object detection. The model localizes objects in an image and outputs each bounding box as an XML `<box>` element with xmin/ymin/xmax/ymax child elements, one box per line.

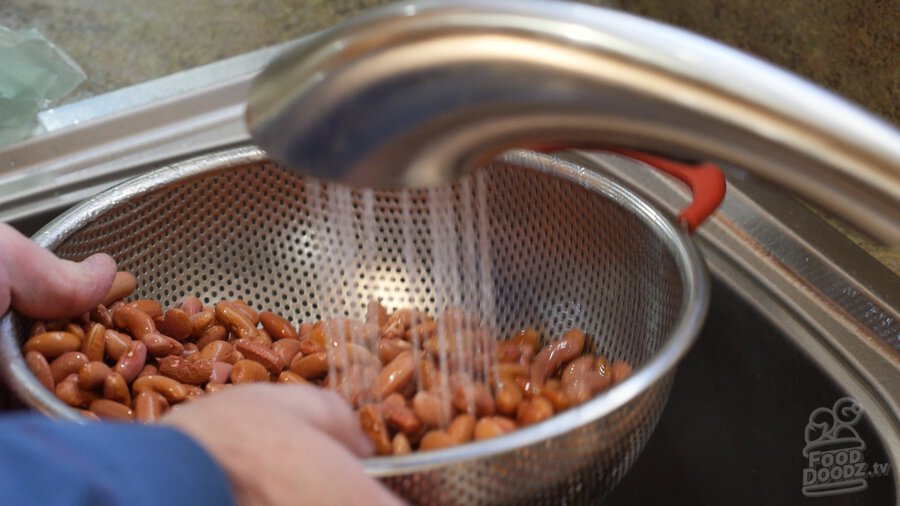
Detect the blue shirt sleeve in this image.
<box><xmin>0</xmin><ymin>414</ymin><xmax>235</xmax><ymax>506</ymax></box>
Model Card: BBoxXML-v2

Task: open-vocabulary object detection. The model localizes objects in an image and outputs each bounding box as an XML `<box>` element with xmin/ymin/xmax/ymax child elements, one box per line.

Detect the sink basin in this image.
<box><xmin>607</xmin><ymin>278</ymin><xmax>895</xmax><ymax>504</ymax></box>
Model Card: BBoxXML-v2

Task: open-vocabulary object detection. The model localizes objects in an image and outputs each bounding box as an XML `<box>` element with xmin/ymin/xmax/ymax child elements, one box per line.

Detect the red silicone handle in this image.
<box><xmin>606</xmin><ymin>149</ymin><xmax>726</xmax><ymax>233</ymax></box>
<box><xmin>533</xmin><ymin>145</ymin><xmax>726</xmax><ymax>233</ymax></box>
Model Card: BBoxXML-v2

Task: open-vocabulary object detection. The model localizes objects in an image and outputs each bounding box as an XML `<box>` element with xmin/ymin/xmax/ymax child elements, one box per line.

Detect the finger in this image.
<box><xmin>0</xmin><ymin>223</ymin><xmax>117</xmax><ymax>319</ymax></box>
<box><xmin>256</xmin><ymin>384</ymin><xmax>375</xmax><ymax>457</ymax></box>
<box><xmin>293</xmin><ymin>423</ymin><xmax>406</xmax><ymax>506</ymax></box>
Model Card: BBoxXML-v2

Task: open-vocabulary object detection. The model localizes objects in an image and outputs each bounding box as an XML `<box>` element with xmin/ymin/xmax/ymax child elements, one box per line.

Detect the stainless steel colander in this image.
<box><xmin>0</xmin><ymin>146</ymin><xmax>708</xmax><ymax>504</ymax></box>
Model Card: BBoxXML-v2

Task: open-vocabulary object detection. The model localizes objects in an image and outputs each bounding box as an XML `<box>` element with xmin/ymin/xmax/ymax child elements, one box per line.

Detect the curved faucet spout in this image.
<box><xmin>247</xmin><ymin>0</ymin><xmax>900</xmax><ymax>244</ymax></box>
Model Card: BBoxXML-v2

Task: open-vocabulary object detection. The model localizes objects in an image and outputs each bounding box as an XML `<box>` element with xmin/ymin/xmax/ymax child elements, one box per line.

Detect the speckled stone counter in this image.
<box><xmin>1</xmin><ymin>0</ymin><xmax>897</xmax><ymax>272</ymax></box>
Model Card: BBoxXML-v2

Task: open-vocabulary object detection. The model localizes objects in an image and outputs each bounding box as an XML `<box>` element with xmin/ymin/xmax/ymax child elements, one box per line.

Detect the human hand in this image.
<box><xmin>163</xmin><ymin>384</ymin><xmax>405</xmax><ymax>506</ymax></box>
<box><xmin>0</xmin><ymin>223</ymin><xmax>116</xmax><ymax>318</ymax></box>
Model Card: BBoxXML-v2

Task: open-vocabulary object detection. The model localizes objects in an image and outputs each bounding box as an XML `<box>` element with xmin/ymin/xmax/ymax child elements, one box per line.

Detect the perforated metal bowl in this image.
<box><xmin>0</xmin><ymin>146</ymin><xmax>708</xmax><ymax>504</ymax></box>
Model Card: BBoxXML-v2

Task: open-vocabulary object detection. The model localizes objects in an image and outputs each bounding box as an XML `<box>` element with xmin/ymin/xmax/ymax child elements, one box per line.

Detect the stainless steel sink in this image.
<box><xmin>607</xmin><ymin>277</ymin><xmax>896</xmax><ymax>504</ymax></box>
<box><xmin>0</xmin><ymin>40</ymin><xmax>897</xmax><ymax>504</ymax></box>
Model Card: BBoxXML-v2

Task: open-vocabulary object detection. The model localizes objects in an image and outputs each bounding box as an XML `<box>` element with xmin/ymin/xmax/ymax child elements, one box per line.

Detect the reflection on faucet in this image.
<box><xmin>247</xmin><ymin>0</ymin><xmax>900</xmax><ymax>244</ymax></box>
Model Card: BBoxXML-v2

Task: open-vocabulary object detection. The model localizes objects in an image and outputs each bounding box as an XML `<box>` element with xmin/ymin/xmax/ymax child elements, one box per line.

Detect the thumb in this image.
<box><xmin>257</xmin><ymin>385</ymin><xmax>375</xmax><ymax>457</ymax></box>
<box><xmin>0</xmin><ymin>223</ymin><xmax>117</xmax><ymax>319</ymax></box>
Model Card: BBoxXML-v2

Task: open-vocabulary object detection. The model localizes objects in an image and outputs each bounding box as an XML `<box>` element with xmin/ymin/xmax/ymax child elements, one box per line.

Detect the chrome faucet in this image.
<box><xmin>247</xmin><ymin>0</ymin><xmax>900</xmax><ymax>244</ymax></box>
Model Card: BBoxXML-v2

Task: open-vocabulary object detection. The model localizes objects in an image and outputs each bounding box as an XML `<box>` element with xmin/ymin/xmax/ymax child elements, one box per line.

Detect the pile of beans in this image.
<box><xmin>22</xmin><ymin>272</ymin><xmax>632</xmax><ymax>454</ymax></box>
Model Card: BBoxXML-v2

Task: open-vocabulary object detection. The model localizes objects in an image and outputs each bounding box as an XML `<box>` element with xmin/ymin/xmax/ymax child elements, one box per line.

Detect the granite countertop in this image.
<box><xmin>1</xmin><ymin>0</ymin><xmax>897</xmax><ymax>273</ymax></box>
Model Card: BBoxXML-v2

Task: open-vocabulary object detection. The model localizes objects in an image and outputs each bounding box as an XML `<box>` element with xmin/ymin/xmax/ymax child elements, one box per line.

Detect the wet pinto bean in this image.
<box><xmin>416</xmin><ymin>359</ymin><xmax>440</xmax><ymax>392</ymax></box>
<box><xmin>155</xmin><ymin>308</ymin><xmax>193</xmax><ymax>341</ymax></box>
<box><xmin>447</xmin><ymin>414</ymin><xmax>476</xmax><ymax>444</ymax></box>
<box><xmin>392</xmin><ymin>433</ymin><xmax>412</xmax><ymax>455</ymax></box>
<box><xmin>510</xmin><ymin>327</ymin><xmax>540</xmax><ymax>353</ymax></box>
<box><xmin>370</xmin><ymin>351</ymin><xmax>414</xmax><ymax>400</ymax></box>
<box><xmin>64</xmin><ymin>323</ymin><xmax>85</xmax><ymax>340</ymax></box>
<box><xmin>195</xmin><ymin>325</ymin><xmax>228</xmax><ymax>351</ymax></box>
<box><xmin>81</xmin><ymin>323</ymin><xmax>106</xmax><ymax>362</ymax></box>
<box><xmin>495</xmin><ymin>377</ymin><xmax>523</xmax><ymax>417</ymax></box>
<box><xmin>474</xmin><ymin>416</ymin><xmax>517</xmax><ymax>440</ymax></box>
<box><xmin>180</xmin><ymin>296</ymin><xmax>203</xmax><ymax>317</ymax></box>
<box><xmin>306</xmin><ymin>319</ymin><xmax>347</xmax><ymax>349</ymax></box>
<box><xmin>183</xmin><ymin>342</ymin><xmax>199</xmax><ymax>357</ymax></box>
<box><xmin>561</xmin><ymin>356</ymin><xmax>610</xmax><ymax>405</ymax></box>
<box><xmin>114</xmin><ymin>341</ymin><xmax>147</xmax><ymax>384</ymax></box>
<box><xmin>205</xmin><ymin>383</ymin><xmax>233</xmax><ymax>394</ymax></box>
<box><xmin>344</xmin><ymin>343</ymin><xmax>378</xmax><ymax>367</ymax></box>
<box><xmin>134</xmin><ymin>391</ymin><xmax>168</xmax><ymax>423</ymax></box>
<box><xmin>209</xmin><ymin>362</ymin><xmax>234</xmax><ymax>384</ymax></box>
<box><xmin>55</xmin><ymin>374</ymin><xmax>98</xmax><ymax>408</ymax></box>
<box><xmin>531</xmin><ymin>328</ymin><xmax>586</xmax><ymax>385</ymax></box>
<box><xmin>132</xmin><ymin>375</ymin><xmax>188</xmax><ymax>403</ymax></box>
<box><xmin>189</xmin><ymin>309</ymin><xmax>216</xmax><ymax>337</ymax></box>
<box><xmin>359</xmin><ymin>404</ymin><xmax>392</xmax><ymax>456</ymax></box>
<box><xmin>138</xmin><ymin>364</ymin><xmax>158</xmax><ymax>379</ymax></box>
<box><xmin>199</xmin><ymin>340</ymin><xmax>234</xmax><ymax>363</ymax></box>
<box><xmin>260</xmin><ymin>311</ymin><xmax>299</xmax><ymax>341</ymax></box>
<box><xmin>231</xmin><ymin>300</ymin><xmax>259</xmax><ymax>325</ymax></box>
<box><xmin>159</xmin><ymin>356</ymin><xmax>213</xmax><ymax>385</ymax></box>
<box><xmin>250</xmin><ymin>329</ymin><xmax>274</xmax><ymax>347</ymax></box>
<box><xmin>123</xmin><ymin>300</ymin><xmax>163</xmax><ymax>320</ymax></box>
<box><xmin>24</xmin><ymin>332</ymin><xmax>81</xmax><ymax>359</ymax></box>
<box><xmin>380</xmin><ymin>393</ymin><xmax>422</xmax><ymax>435</ymax></box>
<box><xmin>113</xmin><ymin>306</ymin><xmax>156</xmax><ymax>339</ymax></box>
<box><xmin>104</xmin><ymin>330</ymin><xmax>132</xmax><ymax>361</ymax></box>
<box><xmin>90</xmin><ymin>399</ymin><xmax>134</xmax><ymax>421</ymax></box>
<box><xmin>517</xmin><ymin>397</ymin><xmax>555</xmax><ymax>426</ymax></box>
<box><xmin>183</xmin><ymin>384</ymin><xmax>205</xmax><ymax>401</ymax></box>
<box><xmin>89</xmin><ymin>305</ymin><xmax>114</xmax><ymax>329</ymax></box>
<box><xmin>412</xmin><ymin>390</ymin><xmax>450</xmax><ymax>429</ymax></box>
<box><xmin>290</xmin><ymin>352</ymin><xmax>329</xmax><ymax>379</ymax></box>
<box><xmin>140</xmin><ymin>332</ymin><xmax>180</xmax><ymax>357</ymax></box>
<box><xmin>541</xmin><ymin>379</ymin><xmax>571</xmax><ymax>411</ymax></box>
<box><xmin>272</xmin><ymin>339</ymin><xmax>302</xmax><ymax>367</ymax></box>
<box><xmin>103</xmin><ymin>373</ymin><xmax>132</xmax><ymax>405</ymax></box>
<box><xmin>230</xmin><ymin>360</ymin><xmax>269</xmax><ymax>384</ymax></box>
<box><xmin>376</xmin><ymin>338</ymin><xmax>412</xmax><ymax>364</ymax></box>
<box><xmin>406</xmin><ymin>321</ymin><xmax>437</xmax><ymax>341</ymax></box>
<box><xmin>298</xmin><ymin>322</ymin><xmax>315</xmax><ymax>339</ymax></box>
<box><xmin>298</xmin><ymin>338</ymin><xmax>324</xmax><ymax>355</ymax></box>
<box><xmin>165</xmin><ymin>335</ymin><xmax>185</xmax><ymax>355</ymax></box>
<box><xmin>277</xmin><ymin>370</ymin><xmax>307</xmax><ymax>384</ymax></box>
<box><xmin>610</xmin><ymin>361</ymin><xmax>632</xmax><ymax>384</ymax></box>
<box><xmin>380</xmin><ymin>308</ymin><xmax>429</xmax><ymax>339</ymax></box>
<box><xmin>459</xmin><ymin>381</ymin><xmax>496</xmax><ymax>417</ymax></box>
<box><xmin>234</xmin><ymin>339</ymin><xmax>284</xmax><ymax>374</ymax></box>
<box><xmin>356</xmin><ymin>323</ymin><xmax>381</xmax><ymax>346</ymax></box>
<box><xmin>215</xmin><ymin>302</ymin><xmax>258</xmax><ymax>341</ymax></box>
<box><xmin>50</xmin><ymin>352</ymin><xmax>90</xmax><ymax>384</ymax></box>
<box><xmin>78</xmin><ymin>361</ymin><xmax>112</xmax><ymax>390</ymax></box>
<box><xmin>25</xmin><ymin>351</ymin><xmax>54</xmax><ymax>391</ymax></box>
<box><xmin>419</xmin><ymin>430</ymin><xmax>457</xmax><ymax>451</ymax></box>
<box><xmin>101</xmin><ymin>272</ymin><xmax>136</xmax><ymax>306</ymax></box>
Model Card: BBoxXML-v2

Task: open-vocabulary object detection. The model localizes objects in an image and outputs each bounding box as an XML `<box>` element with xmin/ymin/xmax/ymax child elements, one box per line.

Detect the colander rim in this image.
<box><xmin>0</xmin><ymin>145</ymin><xmax>709</xmax><ymax>474</ymax></box>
